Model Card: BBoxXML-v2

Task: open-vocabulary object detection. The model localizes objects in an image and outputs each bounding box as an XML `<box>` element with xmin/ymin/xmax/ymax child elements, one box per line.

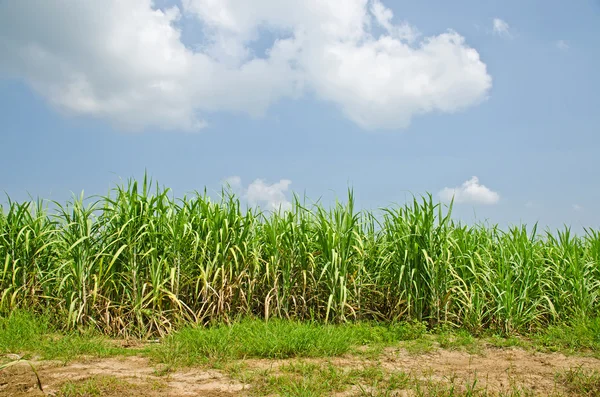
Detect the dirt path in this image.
<box><xmin>2</xmin><ymin>347</ymin><xmax>600</xmax><ymax>396</ymax></box>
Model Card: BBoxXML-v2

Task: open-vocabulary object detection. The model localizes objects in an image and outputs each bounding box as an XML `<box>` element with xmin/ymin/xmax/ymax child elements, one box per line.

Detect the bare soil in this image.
<box><xmin>2</xmin><ymin>347</ymin><xmax>600</xmax><ymax>396</ymax></box>
<box><xmin>0</xmin><ymin>356</ymin><xmax>247</xmax><ymax>397</ymax></box>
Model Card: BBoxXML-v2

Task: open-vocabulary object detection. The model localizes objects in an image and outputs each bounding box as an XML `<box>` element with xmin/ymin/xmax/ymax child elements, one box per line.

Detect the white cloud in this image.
<box><xmin>525</xmin><ymin>201</ymin><xmax>535</xmax><ymax>208</ymax></box>
<box><xmin>573</xmin><ymin>204</ymin><xmax>583</xmax><ymax>212</ymax></box>
<box><xmin>222</xmin><ymin>176</ymin><xmax>292</xmax><ymax>211</ymax></box>
<box><xmin>492</xmin><ymin>18</ymin><xmax>511</xmax><ymax>38</ymax></box>
<box><xmin>0</xmin><ymin>0</ymin><xmax>492</xmax><ymax>132</ymax></box>
<box><xmin>369</xmin><ymin>0</ymin><xmax>418</xmax><ymax>42</ymax></box>
<box><xmin>556</xmin><ymin>40</ymin><xmax>569</xmax><ymax>51</ymax></box>
<box><xmin>438</xmin><ymin>176</ymin><xmax>500</xmax><ymax>205</ymax></box>
<box><xmin>247</xmin><ymin>179</ymin><xmax>292</xmax><ymax>211</ymax></box>
<box><xmin>222</xmin><ymin>176</ymin><xmax>242</xmax><ymax>190</ymax></box>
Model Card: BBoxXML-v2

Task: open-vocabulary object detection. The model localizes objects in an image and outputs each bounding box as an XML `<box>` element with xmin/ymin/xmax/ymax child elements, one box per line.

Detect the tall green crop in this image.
<box><xmin>0</xmin><ymin>177</ymin><xmax>598</xmax><ymax>336</ymax></box>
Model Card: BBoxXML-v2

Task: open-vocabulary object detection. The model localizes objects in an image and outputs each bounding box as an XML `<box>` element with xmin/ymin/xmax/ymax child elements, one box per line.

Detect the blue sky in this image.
<box><xmin>1</xmin><ymin>0</ymin><xmax>599</xmax><ymax>231</ymax></box>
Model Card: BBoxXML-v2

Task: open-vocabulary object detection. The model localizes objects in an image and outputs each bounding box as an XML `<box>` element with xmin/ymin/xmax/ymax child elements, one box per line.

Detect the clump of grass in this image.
<box><xmin>244</xmin><ymin>360</ymin><xmax>536</xmax><ymax>397</ymax></box>
<box><xmin>247</xmin><ymin>361</ymin><xmax>413</xmax><ymax>397</ymax></box>
<box><xmin>1</xmin><ymin>174</ymin><xmax>599</xmax><ymax>337</ymax></box>
<box><xmin>535</xmin><ymin>318</ymin><xmax>600</xmax><ymax>354</ymax></box>
<box><xmin>262</xmin><ymin>362</ymin><xmax>351</xmax><ymax>396</ymax></box>
<box><xmin>154</xmin><ymin>319</ymin><xmax>426</xmax><ymax>365</ymax></box>
<box><xmin>0</xmin><ymin>311</ymin><xmax>51</xmax><ymax>354</ymax></box>
<box><xmin>435</xmin><ymin>327</ymin><xmax>481</xmax><ymax>353</ymax></box>
<box><xmin>0</xmin><ymin>310</ymin><xmax>128</xmax><ymax>361</ymax></box>
<box><xmin>59</xmin><ymin>376</ymin><xmax>138</xmax><ymax>397</ymax></box>
<box><xmin>556</xmin><ymin>367</ymin><xmax>600</xmax><ymax>396</ymax></box>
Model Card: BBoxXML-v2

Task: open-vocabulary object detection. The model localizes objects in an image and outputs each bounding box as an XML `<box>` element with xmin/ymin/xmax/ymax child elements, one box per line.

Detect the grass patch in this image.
<box><xmin>556</xmin><ymin>367</ymin><xmax>600</xmax><ymax>396</ymax></box>
<box><xmin>247</xmin><ymin>361</ymin><xmax>413</xmax><ymax>397</ymax></box>
<box><xmin>153</xmin><ymin>318</ymin><xmax>426</xmax><ymax>366</ymax></box>
<box><xmin>240</xmin><ymin>360</ymin><xmax>538</xmax><ymax>397</ymax></box>
<box><xmin>535</xmin><ymin>318</ymin><xmax>600</xmax><ymax>354</ymax></box>
<box><xmin>58</xmin><ymin>376</ymin><xmax>141</xmax><ymax>397</ymax></box>
<box><xmin>0</xmin><ymin>311</ymin><xmax>131</xmax><ymax>361</ymax></box>
<box><xmin>258</xmin><ymin>362</ymin><xmax>352</xmax><ymax>396</ymax></box>
<box><xmin>5</xmin><ymin>311</ymin><xmax>600</xmax><ymax>396</ymax></box>
<box><xmin>469</xmin><ymin>319</ymin><xmax>600</xmax><ymax>357</ymax></box>
<box><xmin>436</xmin><ymin>329</ymin><xmax>482</xmax><ymax>354</ymax></box>
<box><xmin>0</xmin><ymin>310</ymin><xmax>52</xmax><ymax>353</ymax></box>
<box><xmin>403</xmin><ymin>337</ymin><xmax>437</xmax><ymax>355</ymax></box>
<box><xmin>5</xmin><ymin>310</ymin><xmax>600</xmax><ymax>366</ymax></box>
<box><xmin>484</xmin><ymin>334</ymin><xmax>530</xmax><ymax>350</ymax></box>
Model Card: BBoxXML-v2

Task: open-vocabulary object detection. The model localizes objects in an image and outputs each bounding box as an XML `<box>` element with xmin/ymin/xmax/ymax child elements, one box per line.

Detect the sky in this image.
<box><xmin>0</xmin><ymin>0</ymin><xmax>599</xmax><ymax>231</ymax></box>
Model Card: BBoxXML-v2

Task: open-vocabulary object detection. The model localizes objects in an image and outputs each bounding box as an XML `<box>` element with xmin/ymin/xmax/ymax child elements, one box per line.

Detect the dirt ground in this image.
<box><xmin>2</xmin><ymin>347</ymin><xmax>600</xmax><ymax>396</ymax></box>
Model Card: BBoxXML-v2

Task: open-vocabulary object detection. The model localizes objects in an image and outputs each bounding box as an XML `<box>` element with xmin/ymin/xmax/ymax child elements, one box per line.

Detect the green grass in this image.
<box><xmin>3</xmin><ymin>310</ymin><xmax>600</xmax><ymax>396</ymax></box>
<box><xmin>257</xmin><ymin>362</ymin><xmax>354</xmax><ymax>396</ymax></box>
<box><xmin>0</xmin><ymin>311</ymin><xmax>131</xmax><ymax>361</ymax></box>
<box><xmin>245</xmin><ymin>360</ymin><xmax>414</xmax><ymax>397</ymax></box>
<box><xmin>437</xmin><ymin>329</ymin><xmax>481</xmax><ymax>354</ymax></box>
<box><xmin>534</xmin><ymin>318</ymin><xmax>600</xmax><ymax>353</ymax></box>
<box><xmin>153</xmin><ymin>318</ymin><xmax>426</xmax><ymax>366</ymax></box>
<box><xmin>3</xmin><ymin>309</ymin><xmax>600</xmax><ymax>367</ymax></box>
<box><xmin>243</xmin><ymin>360</ymin><xmax>539</xmax><ymax>397</ymax></box>
<box><xmin>58</xmin><ymin>376</ymin><xmax>144</xmax><ymax>397</ymax></box>
<box><xmin>556</xmin><ymin>367</ymin><xmax>600</xmax><ymax>396</ymax></box>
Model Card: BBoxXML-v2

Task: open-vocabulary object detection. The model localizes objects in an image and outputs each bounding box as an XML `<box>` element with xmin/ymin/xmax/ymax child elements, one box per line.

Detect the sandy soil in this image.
<box><xmin>0</xmin><ymin>356</ymin><xmax>246</xmax><ymax>397</ymax></box>
<box><xmin>2</xmin><ymin>347</ymin><xmax>599</xmax><ymax>396</ymax></box>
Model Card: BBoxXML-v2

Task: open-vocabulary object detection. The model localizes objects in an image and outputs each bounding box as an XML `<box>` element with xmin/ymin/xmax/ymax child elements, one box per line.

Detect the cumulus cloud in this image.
<box><xmin>0</xmin><ymin>0</ymin><xmax>492</xmax><ymax>131</ymax></box>
<box><xmin>556</xmin><ymin>40</ymin><xmax>569</xmax><ymax>51</ymax></box>
<box><xmin>223</xmin><ymin>176</ymin><xmax>292</xmax><ymax>211</ymax></box>
<box><xmin>247</xmin><ymin>179</ymin><xmax>293</xmax><ymax>211</ymax></box>
<box><xmin>438</xmin><ymin>176</ymin><xmax>500</xmax><ymax>205</ymax></box>
<box><xmin>492</xmin><ymin>18</ymin><xmax>511</xmax><ymax>38</ymax></box>
<box><xmin>222</xmin><ymin>176</ymin><xmax>242</xmax><ymax>190</ymax></box>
